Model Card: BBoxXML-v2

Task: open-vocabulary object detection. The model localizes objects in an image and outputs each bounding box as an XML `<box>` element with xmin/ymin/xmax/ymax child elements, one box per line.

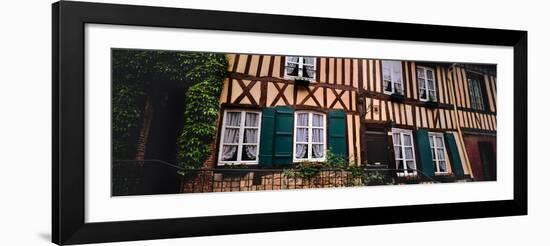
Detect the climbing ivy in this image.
<box><xmin>111</xmin><ymin>49</ymin><xmax>227</xmax><ymax>162</ymax></box>
<box><xmin>176</xmin><ymin>55</ymin><xmax>228</xmax><ymax>169</ymax></box>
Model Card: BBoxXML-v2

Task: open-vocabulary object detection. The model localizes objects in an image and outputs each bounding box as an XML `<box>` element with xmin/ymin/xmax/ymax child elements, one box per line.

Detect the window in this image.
<box><xmin>392</xmin><ymin>129</ymin><xmax>417</xmax><ymax>175</ymax></box>
<box><xmin>382</xmin><ymin>60</ymin><xmax>404</xmax><ymax>95</ymax></box>
<box><xmin>468</xmin><ymin>74</ymin><xmax>485</xmax><ymax>110</ymax></box>
<box><xmin>285</xmin><ymin>56</ymin><xmax>316</xmax><ymax>80</ymax></box>
<box><xmin>218</xmin><ymin>110</ymin><xmax>261</xmax><ymax>165</ymax></box>
<box><xmin>294</xmin><ymin>112</ymin><xmax>326</xmax><ymax>162</ymax></box>
<box><xmin>417</xmin><ymin>66</ymin><xmax>437</xmax><ymax>101</ymax></box>
<box><xmin>429</xmin><ymin>133</ymin><xmax>447</xmax><ymax>173</ymax></box>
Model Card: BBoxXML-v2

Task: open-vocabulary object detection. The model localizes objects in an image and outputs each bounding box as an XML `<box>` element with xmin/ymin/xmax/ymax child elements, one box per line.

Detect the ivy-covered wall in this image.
<box><xmin>112</xmin><ymin>49</ymin><xmax>228</xmax><ymax>168</ymax></box>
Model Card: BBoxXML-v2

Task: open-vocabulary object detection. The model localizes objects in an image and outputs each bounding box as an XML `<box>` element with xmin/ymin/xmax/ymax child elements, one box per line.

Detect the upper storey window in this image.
<box><xmin>468</xmin><ymin>74</ymin><xmax>486</xmax><ymax>110</ymax></box>
<box><xmin>417</xmin><ymin>66</ymin><xmax>437</xmax><ymax>101</ymax></box>
<box><xmin>382</xmin><ymin>60</ymin><xmax>404</xmax><ymax>95</ymax></box>
<box><xmin>285</xmin><ymin>56</ymin><xmax>316</xmax><ymax>80</ymax></box>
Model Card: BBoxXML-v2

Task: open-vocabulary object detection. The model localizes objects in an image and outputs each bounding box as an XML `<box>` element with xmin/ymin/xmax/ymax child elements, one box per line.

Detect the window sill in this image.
<box><xmin>389</xmin><ymin>93</ymin><xmax>405</xmax><ymax>102</ymax></box>
<box><xmin>423</xmin><ymin>100</ymin><xmax>439</xmax><ymax>108</ymax></box>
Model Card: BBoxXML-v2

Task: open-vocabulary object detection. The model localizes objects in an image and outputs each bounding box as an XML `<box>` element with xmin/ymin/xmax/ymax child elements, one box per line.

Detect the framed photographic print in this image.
<box><xmin>52</xmin><ymin>1</ymin><xmax>527</xmax><ymax>245</ymax></box>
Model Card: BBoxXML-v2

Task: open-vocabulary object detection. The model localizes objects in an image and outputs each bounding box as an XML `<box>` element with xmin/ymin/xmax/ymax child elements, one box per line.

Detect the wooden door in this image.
<box><xmin>365</xmin><ymin>127</ymin><xmax>389</xmax><ymax>166</ymax></box>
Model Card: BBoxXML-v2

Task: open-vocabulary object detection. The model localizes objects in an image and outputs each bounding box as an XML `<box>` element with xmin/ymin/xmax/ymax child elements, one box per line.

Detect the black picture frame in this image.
<box><xmin>52</xmin><ymin>1</ymin><xmax>527</xmax><ymax>245</ymax></box>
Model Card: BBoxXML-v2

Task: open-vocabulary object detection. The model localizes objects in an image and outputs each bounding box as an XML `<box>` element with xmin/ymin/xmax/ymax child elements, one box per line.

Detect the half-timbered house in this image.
<box><xmin>206</xmin><ymin>53</ymin><xmax>496</xmax><ymax>183</ymax></box>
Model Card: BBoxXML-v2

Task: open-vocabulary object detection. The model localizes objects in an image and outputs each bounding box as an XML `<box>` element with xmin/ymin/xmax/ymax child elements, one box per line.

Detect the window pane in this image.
<box><xmin>382</xmin><ymin>61</ymin><xmax>391</xmax><ymax>74</ymax></box>
<box><xmin>312</xmin><ymin>128</ymin><xmax>324</xmax><ymax>142</ymax></box>
<box><xmin>418</xmin><ymin>78</ymin><xmax>425</xmax><ymax>89</ymax></box>
<box><xmin>225</xmin><ymin>112</ymin><xmax>241</xmax><ymax>126</ymax></box>
<box><xmin>428</xmin><ymin>90</ymin><xmax>436</xmax><ymax>100</ymax></box>
<box><xmin>406</xmin><ymin>161</ymin><xmax>416</xmax><ymax>170</ymax></box>
<box><xmin>405</xmin><ymin>147</ymin><xmax>413</xmax><ymax>159</ymax></box>
<box><xmin>437</xmin><ymin>149</ymin><xmax>444</xmax><ymax>159</ymax></box>
<box><xmin>436</xmin><ymin>136</ymin><xmax>443</xmax><ymax>147</ymax></box>
<box><xmin>245</xmin><ymin>112</ymin><xmax>259</xmax><ymax>127</ymax></box>
<box><xmin>223</xmin><ymin>128</ymin><xmax>239</xmax><ymax>143</ymax></box>
<box><xmin>242</xmin><ymin>145</ymin><xmax>258</xmax><ymax>161</ymax></box>
<box><xmin>312</xmin><ymin>114</ymin><xmax>323</xmax><ymax>127</ymax></box>
<box><xmin>394</xmin><ymin>146</ymin><xmax>402</xmax><ymax>158</ymax></box>
<box><xmin>426</xmin><ymin>69</ymin><xmax>434</xmax><ymax>80</ymax></box>
<box><xmin>296</xmin><ymin>128</ymin><xmax>308</xmax><ymax>142</ymax></box>
<box><xmin>295</xmin><ymin>144</ymin><xmax>308</xmax><ymax>158</ymax></box>
<box><xmin>429</xmin><ymin>136</ymin><xmax>434</xmax><ymax>147</ymax></box>
<box><xmin>393</xmin><ymin>133</ymin><xmax>401</xmax><ymax>145</ymax></box>
<box><xmin>286</xmin><ymin>63</ymin><xmax>299</xmax><ymax>76</ymax></box>
<box><xmin>287</xmin><ymin>56</ymin><xmax>299</xmax><ymax>63</ymax></box>
<box><xmin>303</xmin><ymin>57</ymin><xmax>315</xmax><ymax>65</ymax></box>
<box><xmin>303</xmin><ymin>65</ymin><xmax>314</xmax><ymax>78</ymax></box>
<box><xmin>384</xmin><ymin>80</ymin><xmax>392</xmax><ymax>92</ymax></box>
<box><xmin>243</xmin><ymin>129</ymin><xmax>258</xmax><ymax>143</ymax></box>
<box><xmin>417</xmin><ymin>68</ymin><xmax>424</xmax><ymax>79</ymax></box>
<box><xmin>221</xmin><ymin>145</ymin><xmax>238</xmax><ymax>161</ymax></box>
<box><xmin>394</xmin><ymin>82</ymin><xmax>403</xmax><ymax>94</ymax></box>
<box><xmin>396</xmin><ymin>160</ymin><xmax>404</xmax><ymax>170</ymax></box>
<box><xmin>403</xmin><ymin>134</ymin><xmax>412</xmax><ymax>146</ymax></box>
<box><xmin>439</xmin><ymin>161</ymin><xmax>447</xmax><ymax>172</ymax></box>
<box><xmin>419</xmin><ymin>88</ymin><xmax>427</xmax><ymax>100</ymax></box>
<box><xmin>392</xmin><ymin>61</ymin><xmax>402</xmax><ymax>73</ymax></box>
<box><xmin>312</xmin><ymin>144</ymin><xmax>324</xmax><ymax>158</ymax></box>
<box><xmin>297</xmin><ymin>113</ymin><xmax>308</xmax><ymax>126</ymax></box>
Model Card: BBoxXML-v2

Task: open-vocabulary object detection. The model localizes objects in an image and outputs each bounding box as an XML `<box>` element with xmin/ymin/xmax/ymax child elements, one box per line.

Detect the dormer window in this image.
<box><xmin>285</xmin><ymin>56</ymin><xmax>316</xmax><ymax>80</ymax></box>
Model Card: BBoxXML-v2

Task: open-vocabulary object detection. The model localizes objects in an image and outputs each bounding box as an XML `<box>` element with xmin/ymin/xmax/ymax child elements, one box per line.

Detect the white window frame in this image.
<box><xmin>391</xmin><ymin>128</ymin><xmax>417</xmax><ymax>176</ymax></box>
<box><xmin>293</xmin><ymin>111</ymin><xmax>326</xmax><ymax>162</ymax></box>
<box><xmin>284</xmin><ymin>56</ymin><xmax>316</xmax><ymax>81</ymax></box>
<box><xmin>416</xmin><ymin>66</ymin><xmax>437</xmax><ymax>102</ymax></box>
<box><xmin>429</xmin><ymin>132</ymin><xmax>448</xmax><ymax>174</ymax></box>
<box><xmin>217</xmin><ymin>110</ymin><xmax>262</xmax><ymax>165</ymax></box>
<box><xmin>382</xmin><ymin>60</ymin><xmax>404</xmax><ymax>95</ymax></box>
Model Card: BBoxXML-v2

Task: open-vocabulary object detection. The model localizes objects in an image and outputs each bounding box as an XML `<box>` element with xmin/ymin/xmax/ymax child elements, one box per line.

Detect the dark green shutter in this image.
<box><xmin>444</xmin><ymin>133</ymin><xmax>464</xmax><ymax>176</ymax></box>
<box><xmin>273</xmin><ymin>106</ymin><xmax>294</xmax><ymax>165</ymax></box>
<box><xmin>258</xmin><ymin>108</ymin><xmax>276</xmax><ymax>167</ymax></box>
<box><xmin>328</xmin><ymin>110</ymin><xmax>347</xmax><ymax>158</ymax></box>
<box><xmin>415</xmin><ymin>129</ymin><xmax>435</xmax><ymax>177</ymax></box>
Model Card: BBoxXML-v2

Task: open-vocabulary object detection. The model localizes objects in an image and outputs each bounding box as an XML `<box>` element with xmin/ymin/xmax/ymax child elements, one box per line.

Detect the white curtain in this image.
<box><xmin>244</xmin><ymin>146</ymin><xmax>257</xmax><ymax>160</ymax></box>
<box><xmin>403</xmin><ymin>134</ymin><xmax>412</xmax><ymax>146</ymax></box>
<box><xmin>222</xmin><ymin>128</ymin><xmax>239</xmax><ymax>161</ymax></box>
<box><xmin>295</xmin><ymin>145</ymin><xmax>307</xmax><ymax>158</ymax></box>
<box><xmin>435</xmin><ymin>136</ymin><xmax>443</xmax><ymax>147</ymax></box>
<box><xmin>406</xmin><ymin>161</ymin><xmax>416</xmax><ymax>170</ymax></box>
<box><xmin>225</xmin><ymin>112</ymin><xmax>241</xmax><ymax>126</ymax></box>
<box><xmin>297</xmin><ymin>113</ymin><xmax>308</xmax><ymax>126</ymax></box>
<box><xmin>392</xmin><ymin>61</ymin><xmax>402</xmax><ymax>93</ymax></box>
<box><xmin>312</xmin><ymin>144</ymin><xmax>324</xmax><ymax>158</ymax></box>
<box><xmin>221</xmin><ymin>146</ymin><xmax>237</xmax><ymax>161</ymax></box>
<box><xmin>312</xmin><ymin>129</ymin><xmax>323</xmax><ymax>142</ymax></box>
<box><xmin>245</xmin><ymin>112</ymin><xmax>258</xmax><ymax>127</ymax></box>
<box><xmin>221</xmin><ymin>112</ymin><xmax>241</xmax><ymax>161</ymax></box>
<box><xmin>244</xmin><ymin>129</ymin><xmax>258</xmax><ymax>160</ymax></box>
<box><xmin>405</xmin><ymin>147</ymin><xmax>414</xmax><ymax>160</ymax></box>
<box><xmin>295</xmin><ymin>128</ymin><xmax>308</xmax><ymax>158</ymax></box>
<box><xmin>312</xmin><ymin>114</ymin><xmax>323</xmax><ymax>127</ymax></box>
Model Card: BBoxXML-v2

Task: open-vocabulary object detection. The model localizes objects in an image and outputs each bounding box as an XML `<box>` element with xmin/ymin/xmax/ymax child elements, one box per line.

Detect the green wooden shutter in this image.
<box><xmin>415</xmin><ymin>129</ymin><xmax>435</xmax><ymax>177</ymax></box>
<box><xmin>273</xmin><ymin>106</ymin><xmax>294</xmax><ymax>165</ymax></box>
<box><xmin>258</xmin><ymin>108</ymin><xmax>276</xmax><ymax>167</ymax></box>
<box><xmin>444</xmin><ymin>133</ymin><xmax>464</xmax><ymax>176</ymax></box>
<box><xmin>328</xmin><ymin>110</ymin><xmax>347</xmax><ymax>158</ymax></box>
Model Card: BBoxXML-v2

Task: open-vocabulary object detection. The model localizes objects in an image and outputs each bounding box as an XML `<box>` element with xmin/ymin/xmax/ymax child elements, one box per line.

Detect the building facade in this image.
<box><xmin>206</xmin><ymin>54</ymin><xmax>497</xmax><ymax>182</ymax></box>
